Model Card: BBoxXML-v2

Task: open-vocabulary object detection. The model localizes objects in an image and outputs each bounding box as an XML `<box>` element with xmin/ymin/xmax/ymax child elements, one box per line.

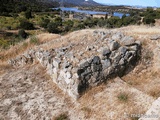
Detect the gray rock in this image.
<box><xmin>124</xmin><ymin>51</ymin><xmax>132</xmax><ymax>60</ymax></box>
<box><xmin>65</xmin><ymin>51</ymin><xmax>74</xmax><ymax>59</ymax></box>
<box><xmin>109</xmin><ymin>41</ymin><xmax>120</xmax><ymax>51</ymax></box>
<box><xmin>118</xmin><ymin>46</ymin><xmax>127</xmax><ymax>56</ymax></box>
<box><xmin>62</xmin><ymin>60</ymin><xmax>71</xmax><ymax>69</ymax></box>
<box><xmin>121</xmin><ymin>36</ymin><xmax>135</xmax><ymax>46</ymax></box>
<box><xmin>92</xmin><ymin>56</ymin><xmax>101</xmax><ymax>64</ymax></box>
<box><xmin>112</xmin><ymin>32</ymin><xmax>124</xmax><ymax>40</ymax></box>
<box><xmin>77</xmin><ymin>68</ymin><xmax>84</xmax><ymax>76</ymax></box>
<box><xmin>135</xmin><ymin>41</ymin><xmax>141</xmax><ymax>46</ymax></box>
<box><xmin>91</xmin><ymin>64</ymin><xmax>102</xmax><ymax>72</ymax></box>
<box><xmin>66</xmin><ymin>72</ymin><xmax>72</xmax><ymax>79</ymax></box>
<box><xmin>102</xmin><ymin>47</ymin><xmax>111</xmax><ymax>56</ymax></box>
<box><xmin>113</xmin><ymin>54</ymin><xmax>122</xmax><ymax>64</ymax></box>
<box><xmin>130</xmin><ymin>45</ymin><xmax>138</xmax><ymax>51</ymax></box>
<box><xmin>53</xmin><ymin>58</ymin><xmax>61</xmax><ymax>69</ymax></box>
<box><xmin>119</xmin><ymin>58</ymin><xmax>125</xmax><ymax>65</ymax></box>
<box><xmin>102</xmin><ymin>59</ymin><xmax>111</xmax><ymax>70</ymax></box>
<box><xmin>150</xmin><ymin>35</ymin><xmax>160</xmax><ymax>40</ymax></box>
<box><xmin>80</xmin><ymin>61</ymin><xmax>90</xmax><ymax>68</ymax></box>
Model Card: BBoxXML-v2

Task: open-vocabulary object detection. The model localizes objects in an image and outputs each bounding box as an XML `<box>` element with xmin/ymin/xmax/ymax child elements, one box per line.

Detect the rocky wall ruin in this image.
<box><xmin>9</xmin><ymin>30</ymin><xmax>141</xmax><ymax>100</ymax></box>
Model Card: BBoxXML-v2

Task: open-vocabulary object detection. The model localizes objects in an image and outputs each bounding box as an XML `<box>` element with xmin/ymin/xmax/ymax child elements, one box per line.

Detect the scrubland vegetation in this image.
<box><xmin>0</xmin><ymin>0</ymin><xmax>160</xmax><ymax>51</ymax></box>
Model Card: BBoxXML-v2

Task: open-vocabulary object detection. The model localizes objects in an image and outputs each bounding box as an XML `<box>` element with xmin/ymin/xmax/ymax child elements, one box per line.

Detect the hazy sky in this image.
<box><xmin>94</xmin><ymin>0</ymin><xmax>160</xmax><ymax>7</ymax></box>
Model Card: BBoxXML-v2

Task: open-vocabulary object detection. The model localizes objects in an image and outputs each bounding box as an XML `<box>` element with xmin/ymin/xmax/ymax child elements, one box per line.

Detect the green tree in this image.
<box><xmin>25</xmin><ymin>10</ymin><xmax>32</xmax><ymax>19</ymax></box>
<box><xmin>63</xmin><ymin>20</ymin><xmax>74</xmax><ymax>32</ymax></box>
<box><xmin>40</xmin><ymin>18</ymin><xmax>50</xmax><ymax>28</ymax></box>
<box><xmin>47</xmin><ymin>22</ymin><xmax>60</xmax><ymax>33</ymax></box>
<box><xmin>20</xmin><ymin>20</ymin><xmax>34</xmax><ymax>30</ymax></box>
<box><xmin>54</xmin><ymin>17</ymin><xmax>62</xmax><ymax>26</ymax></box>
<box><xmin>143</xmin><ymin>15</ymin><xmax>155</xmax><ymax>25</ymax></box>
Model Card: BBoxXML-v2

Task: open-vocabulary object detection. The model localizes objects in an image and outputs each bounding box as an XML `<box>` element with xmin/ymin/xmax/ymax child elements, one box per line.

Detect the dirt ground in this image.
<box><xmin>0</xmin><ymin>25</ymin><xmax>160</xmax><ymax>120</ymax></box>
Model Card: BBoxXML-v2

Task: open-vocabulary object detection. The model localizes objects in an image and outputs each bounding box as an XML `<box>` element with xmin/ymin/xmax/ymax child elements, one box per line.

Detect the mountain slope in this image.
<box><xmin>56</xmin><ymin>0</ymin><xmax>100</xmax><ymax>6</ymax></box>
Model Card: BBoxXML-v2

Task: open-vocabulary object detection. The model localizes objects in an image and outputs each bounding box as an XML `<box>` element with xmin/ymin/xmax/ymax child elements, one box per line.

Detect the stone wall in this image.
<box><xmin>9</xmin><ymin>30</ymin><xmax>141</xmax><ymax>100</ymax></box>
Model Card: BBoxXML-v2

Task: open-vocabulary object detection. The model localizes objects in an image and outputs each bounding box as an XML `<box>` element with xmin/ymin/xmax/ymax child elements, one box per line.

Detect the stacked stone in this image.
<box><xmin>9</xmin><ymin>30</ymin><xmax>141</xmax><ymax>100</ymax></box>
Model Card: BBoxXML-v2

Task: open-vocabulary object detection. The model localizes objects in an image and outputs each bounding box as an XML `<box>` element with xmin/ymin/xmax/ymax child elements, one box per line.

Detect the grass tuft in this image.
<box><xmin>30</xmin><ymin>35</ymin><xmax>39</xmax><ymax>45</ymax></box>
<box><xmin>54</xmin><ymin>113</ymin><xmax>69</xmax><ymax>120</ymax></box>
<box><xmin>117</xmin><ymin>92</ymin><xmax>129</xmax><ymax>102</ymax></box>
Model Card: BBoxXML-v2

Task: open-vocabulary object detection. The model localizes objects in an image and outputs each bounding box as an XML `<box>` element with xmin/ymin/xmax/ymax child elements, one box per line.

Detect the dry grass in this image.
<box><xmin>0</xmin><ymin>62</ymin><xmax>12</xmax><ymax>75</ymax></box>
<box><xmin>122</xmin><ymin>25</ymin><xmax>160</xmax><ymax>35</ymax></box>
<box><xmin>81</xmin><ymin>107</ymin><xmax>92</xmax><ymax>119</ymax></box>
<box><xmin>76</xmin><ymin>78</ymin><xmax>153</xmax><ymax>120</ymax></box>
<box><xmin>0</xmin><ymin>33</ymin><xmax>60</xmax><ymax>62</ymax></box>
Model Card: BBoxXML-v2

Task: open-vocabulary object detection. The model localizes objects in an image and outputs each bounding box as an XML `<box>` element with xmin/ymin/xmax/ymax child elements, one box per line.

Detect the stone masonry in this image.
<box><xmin>9</xmin><ymin>30</ymin><xmax>141</xmax><ymax>100</ymax></box>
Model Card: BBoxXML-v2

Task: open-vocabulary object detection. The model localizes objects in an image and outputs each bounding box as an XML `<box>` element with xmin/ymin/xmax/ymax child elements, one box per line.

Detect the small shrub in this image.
<box><xmin>39</xmin><ymin>18</ymin><xmax>50</xmax><ymax>28</ymax></box>
<box><xmin>47</xmin><ymin>22</ymin><xmax>60</xmax><ymax>33</ymax></box>
<box><xmin>0</xmin><ymin>38</ymin><xmax>9</xmax><ymax>49</ymax></box>
<box><xmin>81</xmin><ymin>107</ymin><xmax>92</xmax><ymax>118</ymax></box>
<box><xmin>30</xmin><ymin>36</ymin><xmax>39</xmax><ymax>45</ymax></box>
<box><xmin>54</xmin><ymin>113</ymin><xmax>69</xmax><ymax>120</ymax></box>
<box><xmin>143</xmin><ymin>16</ymin><xmax>155</xmax><ymax>25</ymax></box>
<box><xmin>18</xmin><ymin>29</ymin><xmax>28</xmax><ymax>39</ymax></box>
<box><xmin>6</xmin><ymin>26</ymin><xmax>11</xmax><ymax>30</ymax></box>
<box><xmin>25</xmin><ymin>10</ymin><xmax>32</xmax><ymax>19</ymax></box>
<box><xmin>20</xmin><ymin>20</ymin><xmax>34</xmax><ymax>30</ymax></box>
<box><xmin>117</xmin><ymin>92</ymin><xmax>129</xmax><ymax>102</ymax></box>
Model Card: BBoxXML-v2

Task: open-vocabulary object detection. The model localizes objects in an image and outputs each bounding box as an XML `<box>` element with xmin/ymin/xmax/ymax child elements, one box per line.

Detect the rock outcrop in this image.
<box><xmin>9</xmin><ymin>30</ymin><xmax>141</xmax><ymax>100</ymax></box>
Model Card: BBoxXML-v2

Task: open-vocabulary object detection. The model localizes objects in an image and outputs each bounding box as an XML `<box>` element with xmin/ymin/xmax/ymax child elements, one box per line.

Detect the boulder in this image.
<box><xmin>112</xmin><ymin>32</ymin><xmax>124</xmax><ymax>40</ymax></box>
<box><xmin>121</xmin><ymin>36</ymin><xmax>135</xmax><ymax>46</ymax></box>
<box><xmin>53</xmin><ymin>58</ymin><xmax>61</xmax><ymax>69</ymax></box>
<box><xmin>102</xmin><ymin>59</ymin><xmax>111</xmax><ymax>70</ymax></box>
<box><xmin>109</xmin><ymin>41</ymin><xmax>120</xmax><ymax>51</ymax></box>
<box><xmin>118</xmin><ymin>46</ymin><xmax>127</xmax><ymax>56</ymax></box>
<box><xmin>92</xmin><ymin>56</ymin><xmax>101</xmax><ymax>64</ymax></box>
<box><xmin>150</xmin><ymin>35</ymin><xmax>160</xmax><ymax>40</ymax></box>
<box><xmin>102</xmin><ymin>47</ymin><xmax>111</xmax><ymax>56</ymax></box>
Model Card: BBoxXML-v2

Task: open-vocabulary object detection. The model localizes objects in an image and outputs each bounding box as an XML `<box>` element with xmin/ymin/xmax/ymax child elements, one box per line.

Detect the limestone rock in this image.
<box><xmin>102</xmin><ymin>47</ymin><xmax>111</xmax><ymax>56</ymax></box>
<box><xmin>150</xmin><ymin>35</ymin><xmax>160</xmax><ymax>40</ymax></box>
<box><xmin>112</xmin><ymin>32</ymin><xmax>124</xmax><ymax>40</ymax></box>
<box><xmin>109</xmin><ymin>41</ymin><xmax>120</xmax><ymax>51</ymax></box>
<box><xmin>121</xmin><ymin>36</ymin><xmax>135</xmax><ymax>46</ymax></box>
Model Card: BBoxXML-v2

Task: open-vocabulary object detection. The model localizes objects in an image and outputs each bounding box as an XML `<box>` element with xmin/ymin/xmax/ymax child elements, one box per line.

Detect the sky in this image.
<box><xmin>93</xmin><ymin>0</ymin><xmax>160</xmax><ymax>7</ymax></box>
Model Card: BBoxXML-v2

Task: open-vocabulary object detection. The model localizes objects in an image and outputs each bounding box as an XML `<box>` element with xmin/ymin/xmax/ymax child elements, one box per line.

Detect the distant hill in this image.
<box><xmin>54</xmin><ymin>0</ymin><xmax>100</xmax><ymax>6</ymax></box>
<box><xmin>0</xmin><ymin>0</ymin><xmax>59</xmax><ymax>15</ymax></box>
<box><xmin>0</xmin><ymin>0</ymin><xmax>101</xmax><ymax>15</ymax></box>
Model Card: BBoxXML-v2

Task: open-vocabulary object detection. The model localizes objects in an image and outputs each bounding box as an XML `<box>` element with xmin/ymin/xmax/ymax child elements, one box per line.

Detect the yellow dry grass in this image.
<box><xmin>0</xmin><ymin>62</ymin><xmax>12</xmax><ymax>75</ymax></box>
<box><xmin>76</xmin><ymin>78</ymin><xmax>154</xmax><ymax>120</ymax></box>
<box><xmin>0</xmin><ymin>33</ymin><xmax>60</xmax><ymax>62</ymax></box>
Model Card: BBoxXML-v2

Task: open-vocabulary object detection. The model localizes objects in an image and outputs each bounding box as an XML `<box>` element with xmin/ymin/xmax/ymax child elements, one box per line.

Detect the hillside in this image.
<box><xmin>62</xmin><ymin>0</ymin><xmax>100</xmax><ymax>6</ymax></box>
<box><xmin>0</xmin><ymin>25</ymin><xmax>160</xmax><ymax>120</ymax></box>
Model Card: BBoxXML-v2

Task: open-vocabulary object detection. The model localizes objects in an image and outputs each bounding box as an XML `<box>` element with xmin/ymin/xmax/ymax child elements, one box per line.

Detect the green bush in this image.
<box><xmin>63</xmin><ymin>20</ymin><xmax>74</xmax><ymax>32</ymax></box>
<box><xmin>0</xmin><ymin>38</ymin><xmax>9</xmax><ymax>49</ymax></box>
<box><xmin>18</xmin><ymin>29</ymin><xmax>28</xmax><ymax>39</ymax></box>
<box><xmin>143</xmin><ymin>15</ymin><xmax>155</xmax><ymax>24</ymax></box>
<box><xmin>39</xmin><ymin>18</ymin><xmax>50</xmax><ymax>28</ymax></box>
<box><xmin>25</xmin><ymin>10</ymin><xmax>32</xmax><ymax>19</ymax></box>
<box><xmin>20</xmin><ymin>20</ymin><xmax>34</xmax><ymax>30</ymax></box>
<box><xmin>47</xmin><ymin>22</ymin><xmax>60</xmax><ymax>33</ymax></box>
